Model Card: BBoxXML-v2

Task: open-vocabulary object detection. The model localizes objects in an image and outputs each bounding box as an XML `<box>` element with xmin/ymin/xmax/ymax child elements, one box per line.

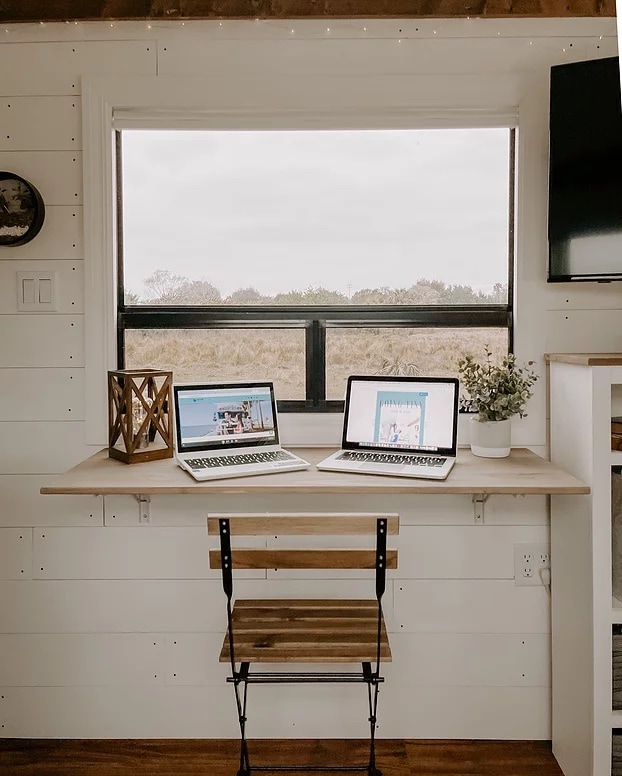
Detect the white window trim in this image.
<box><xmin>82</xmin><ymin>73</ymin><xmax>518</xmax><ymax>446</ymax></box>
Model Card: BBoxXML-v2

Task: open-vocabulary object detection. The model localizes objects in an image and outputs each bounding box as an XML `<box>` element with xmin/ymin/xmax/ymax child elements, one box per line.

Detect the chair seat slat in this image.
<box><xmin>235</xmin><ymin>598</ymin><xmax>378</xmax><ymax>612</ymax></box>
<box><xmin>232</xmin><ymin>620</ymin><xmax>378</xmax><ymax>632</ymax></box>
<box><xmin>220</xmin><ymin>648</ymin><xmax>391</xmax><ymax>663</ymax></box>
<box><xmin>232</xmin><ymin>632</ymin><xmax>383</xmax><ymax>645</ymax></box>
<box><xmin>232</xmin><ymin>608</ymin><xmax>379</xmax><ymax>622</ymax></box>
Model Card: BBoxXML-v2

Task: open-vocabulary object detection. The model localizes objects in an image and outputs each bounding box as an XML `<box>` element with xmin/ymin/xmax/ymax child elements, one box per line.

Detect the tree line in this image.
<box><xmin>125</xmin><ymin>269</ymin><xmax>508</xmax><ymax>306</ymax></box>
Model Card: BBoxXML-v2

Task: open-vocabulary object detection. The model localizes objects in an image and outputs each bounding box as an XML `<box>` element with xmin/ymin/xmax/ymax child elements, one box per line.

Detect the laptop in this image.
<box><xmin>173</xmin><ymin>381</ymin><xmax>310</xmax><ymax>481</ymax></box>
<box><xmin>317</xmin><ymin>375</ymin><xmax>459</xmax><ymax>480</ymax></box>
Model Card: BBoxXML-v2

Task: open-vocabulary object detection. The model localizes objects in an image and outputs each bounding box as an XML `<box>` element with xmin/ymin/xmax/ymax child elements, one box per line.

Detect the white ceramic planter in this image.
<box><xmin>469</xmin><ymin>417</ymin><xmax>511</xmax><ymax>458</ymax></box>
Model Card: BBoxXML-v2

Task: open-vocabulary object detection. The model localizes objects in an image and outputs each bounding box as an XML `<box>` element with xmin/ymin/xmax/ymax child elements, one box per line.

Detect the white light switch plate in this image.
<box><xmin>17</xmin><ymin>271</ymin><xmax>57</xmax><ymax>311</ymax></box>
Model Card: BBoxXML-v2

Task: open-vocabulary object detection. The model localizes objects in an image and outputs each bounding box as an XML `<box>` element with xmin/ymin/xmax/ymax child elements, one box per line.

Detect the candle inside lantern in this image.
<box><xmin>132</xmin><ymin>396</ymin><xmax>152</xmax><ymax>448</ymax></box>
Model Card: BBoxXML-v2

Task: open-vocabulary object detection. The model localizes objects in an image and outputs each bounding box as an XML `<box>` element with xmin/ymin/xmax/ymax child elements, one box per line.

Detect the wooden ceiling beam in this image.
<box><xmin>0</xmin><ymin>0</ymin><xmax>615</xmax><ymax>22</ymax></box>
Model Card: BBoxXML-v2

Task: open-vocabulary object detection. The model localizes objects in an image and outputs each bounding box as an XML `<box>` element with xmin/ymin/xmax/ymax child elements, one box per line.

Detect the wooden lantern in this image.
<box><xmin>108</xmin><ymin>369</ymin><xmax>174</xmax><ymax>464</ymax></box>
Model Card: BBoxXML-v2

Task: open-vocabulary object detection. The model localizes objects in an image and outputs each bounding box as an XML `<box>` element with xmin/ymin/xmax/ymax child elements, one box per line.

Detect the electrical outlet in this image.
<box><xmin>514</xmin><ymin>543</ymin><xmax>550</xmax><ymax>586</ymax></box>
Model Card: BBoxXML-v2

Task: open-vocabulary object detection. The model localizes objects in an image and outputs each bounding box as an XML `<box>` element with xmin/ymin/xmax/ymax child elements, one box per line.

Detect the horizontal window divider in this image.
<box><xmin>119</xmin><ymin>305</ymin><xmax>510</xmax><ymax>328</ymax></box>
<box><xmin>277</xmin><ymin>401</ymin><xmax>479</xmax><ymax>414</ymax></box>
<box><xmin>119</xmin><ymin>311</ymin><xmax>308</xmax><ymax>328</ymax></box>
<box><xmin>278</xmin><ymin>400</ymin><xmax>344</xmax><ymax>413</ymax></box>
<box><xmin>325</xmin><ymin>311</ymin><xmax>510</xmax><ymax>327</ymax></box>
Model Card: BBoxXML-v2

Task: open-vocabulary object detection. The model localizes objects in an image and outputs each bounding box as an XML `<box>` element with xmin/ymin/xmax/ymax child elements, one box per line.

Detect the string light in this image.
<box><xmin>363</xmin><ymin>26</ymin><xmax>367</xmax><ymax>31</ymax></box>
<box><xmin>290</xmin><ymin>28</ymin><xmax>295</xmax><ymax>34</ymax></box>
<box><xmin>326</xmin><ymin>27</ymin><xmax>331</xmax><ymax>33</ymax></box>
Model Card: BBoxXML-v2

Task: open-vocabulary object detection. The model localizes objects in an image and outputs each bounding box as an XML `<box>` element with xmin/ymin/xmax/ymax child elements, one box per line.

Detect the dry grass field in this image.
<box><xmin>125</xmin><ymin>327</ymin><xmax>508</xmax><ymax>400</ymax></box>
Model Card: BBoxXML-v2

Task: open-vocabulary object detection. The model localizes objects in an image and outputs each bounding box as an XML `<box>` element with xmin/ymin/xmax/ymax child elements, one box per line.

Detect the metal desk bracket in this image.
<box><xmin>135</xmin><ymin>494</ymin><xmax>151</xmax><ymax>524</ymax></box>
<box><xmin>472</xmin><ymin>494</ymin><xmax>488</xmax><ymax>524</ymax></box>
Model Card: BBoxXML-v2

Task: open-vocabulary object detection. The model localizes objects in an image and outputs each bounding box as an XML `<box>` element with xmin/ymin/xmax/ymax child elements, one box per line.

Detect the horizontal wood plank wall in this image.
<box><xmin>0</xmin><ymin>17</ymin><xmax>619</xmax><ymax>740</ymax></box>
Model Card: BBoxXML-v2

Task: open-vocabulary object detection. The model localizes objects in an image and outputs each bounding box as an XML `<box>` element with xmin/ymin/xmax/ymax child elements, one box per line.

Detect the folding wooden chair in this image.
<box><xmin>208</xmin><ymin>512</ymin><xmax>399</xmax><ymax>776</ymax></box>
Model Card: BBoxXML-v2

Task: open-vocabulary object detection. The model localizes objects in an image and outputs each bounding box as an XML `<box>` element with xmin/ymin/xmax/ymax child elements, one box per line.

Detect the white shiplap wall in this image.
<box><xmin>0</xmin><ymin>17</ymin><xmax>619</xmax><ymax>740</ymax></box>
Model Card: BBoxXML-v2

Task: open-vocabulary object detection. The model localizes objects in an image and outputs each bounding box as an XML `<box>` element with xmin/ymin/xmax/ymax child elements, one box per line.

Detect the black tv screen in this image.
<box><xmin>548</xmin><ymin>56</ymin><xmax>622</xmax><ymax>281</ymax></box>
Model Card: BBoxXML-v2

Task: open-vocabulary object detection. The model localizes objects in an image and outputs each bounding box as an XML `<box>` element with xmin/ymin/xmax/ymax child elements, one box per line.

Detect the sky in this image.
<box><xmin>120</xmin><ymin>128</ymin><xmax>510</xmax><ymax>300</ymax></box>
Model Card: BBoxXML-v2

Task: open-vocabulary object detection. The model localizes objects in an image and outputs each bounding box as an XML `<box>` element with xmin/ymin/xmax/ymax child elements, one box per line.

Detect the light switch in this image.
<box><xmin>38</xmin><ymin>278</ymin><xmax>52</xmax><ymax>304</ymax></box>
<box><xmin>17</xmin><ymin>271</ymin><xmax>57</xmax><ymax>312</ymax></box>
<box><xmin>22</xmin><ymin>278</ymin><xmax>36</xmax><ymax>305</ymax></box>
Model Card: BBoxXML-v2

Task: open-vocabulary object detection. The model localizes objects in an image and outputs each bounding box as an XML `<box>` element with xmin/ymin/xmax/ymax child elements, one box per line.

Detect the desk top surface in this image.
<box><xmin>40</xmin><ymin>447</ymin><xmax>589</xmax><ymax>496</ymax></box>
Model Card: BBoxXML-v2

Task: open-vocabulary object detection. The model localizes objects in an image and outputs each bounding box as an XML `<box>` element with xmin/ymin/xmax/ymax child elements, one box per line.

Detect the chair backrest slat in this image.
<box><xmin>207</xmin><ymin>513</ymin><xmax>399</xmax><ymax>536</ymax></box>
<box><xmin>209</xmin><ymin>548</ymin><xmax>398</xmax><ymax>570</ymax></box>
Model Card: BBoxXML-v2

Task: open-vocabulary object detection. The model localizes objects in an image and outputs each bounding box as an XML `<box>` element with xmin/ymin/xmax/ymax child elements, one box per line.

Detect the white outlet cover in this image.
<box><xmin>514</xmin><ymin>543</ymin><xmax>550</xmax><ymax>586</ymax></box>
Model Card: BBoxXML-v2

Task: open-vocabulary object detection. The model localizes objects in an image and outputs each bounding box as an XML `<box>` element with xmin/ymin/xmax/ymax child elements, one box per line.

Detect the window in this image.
<box><xmin>118</xmin><ymin>127</ymin><xmax>513</xmax><ymax>411</ymax></box>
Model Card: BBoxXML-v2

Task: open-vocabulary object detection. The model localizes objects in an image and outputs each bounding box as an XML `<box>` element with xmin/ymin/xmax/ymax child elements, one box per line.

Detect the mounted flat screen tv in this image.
<box><xmin>548</xmin><ymin>56</ymin><xmax>622</xmax><ymax>282</ymax></box>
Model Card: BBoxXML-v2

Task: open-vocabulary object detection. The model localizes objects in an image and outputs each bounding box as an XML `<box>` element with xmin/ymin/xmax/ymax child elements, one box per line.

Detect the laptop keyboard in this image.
<box><xmin>187</xmin><ymin>450</ymin><xmax>296</xmax><ymax>470</ymax></box>
<box><xmin>336</xmin><ymin>451</ymin><xmax>447</xmax><ymax>467</ymax></box>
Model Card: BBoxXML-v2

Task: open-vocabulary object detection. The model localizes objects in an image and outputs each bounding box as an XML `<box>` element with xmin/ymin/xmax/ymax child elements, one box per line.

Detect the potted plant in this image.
<box><xmin>457</xmin><ymin>346</ymin><xmax>538</xmax><ymax>458</ymax></box>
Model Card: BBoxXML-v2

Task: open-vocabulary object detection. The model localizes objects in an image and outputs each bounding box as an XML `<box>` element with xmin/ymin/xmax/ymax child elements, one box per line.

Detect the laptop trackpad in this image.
<box><xmin>358</xmin><ymin>462</ymin><xmax>404</xmax><ymax>472</ymax></box>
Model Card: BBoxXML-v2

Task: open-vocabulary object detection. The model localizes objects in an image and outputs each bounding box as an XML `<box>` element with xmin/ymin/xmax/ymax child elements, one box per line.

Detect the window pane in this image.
<box><xmin>121</xmin><ymin>129</ymin><xmax>510</xmax><ymax>306</ymax></box>
<box><xmin>325</xmin><ymin>327</ymin><xmax>509</xmax><ymax>400</ymax></box>
<box><xmin>124</xmin><ymin>329</ymin><xmax>306</xmax><ymax>400</ymax></box>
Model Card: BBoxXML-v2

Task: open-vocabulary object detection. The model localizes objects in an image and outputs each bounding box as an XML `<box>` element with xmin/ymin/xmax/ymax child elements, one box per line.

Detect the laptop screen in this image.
<box><xmin>173</xmin><ymin>382</ymin><xmax>279</xmax><ymax>454</ymax></box>
<box><xmin>342</xmin><ymin>375</ymin><xmax>459</xmax><ymax>456</ymax></box>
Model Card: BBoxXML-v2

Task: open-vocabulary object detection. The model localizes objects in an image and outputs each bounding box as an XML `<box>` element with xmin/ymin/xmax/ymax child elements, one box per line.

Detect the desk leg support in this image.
<box><xmin>134</xmin><ymin>494</ymin><xmax>151</xmax><ymax>525</ymax></box>
<box><xmin>472</xmin><ymin>494</ymin><xmax>488</xmax><ymax>524</ymax></box>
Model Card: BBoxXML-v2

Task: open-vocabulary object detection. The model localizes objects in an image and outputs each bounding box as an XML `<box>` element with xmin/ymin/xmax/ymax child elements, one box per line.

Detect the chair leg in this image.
<box><xmin>232</xmin><ymin>663</ymin><xmax>251</xmax><ymax>775</ymax></box>
<box><xmin>364</xmin><ymin>663</ymin><xmax>382</xmax><ymax>776</ymax></box>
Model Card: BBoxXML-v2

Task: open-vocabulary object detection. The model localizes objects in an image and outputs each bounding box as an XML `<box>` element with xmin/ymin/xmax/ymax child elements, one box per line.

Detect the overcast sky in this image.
<box><xmin>121</xmin><ymin>128</ymin><xmax>510</xmax><ymax>300</ymax></box>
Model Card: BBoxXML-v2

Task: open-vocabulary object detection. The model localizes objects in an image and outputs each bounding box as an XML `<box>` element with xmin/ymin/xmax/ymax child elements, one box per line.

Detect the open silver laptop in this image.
<box><xmin>173</xmin><ymin>381</ymin><xmax>309</xmax><ymax>481</ymax></box>
<box><xmin>317</xmin><ymin>375</ymin><xmax>459</xmax><ymax>481</ymax></box>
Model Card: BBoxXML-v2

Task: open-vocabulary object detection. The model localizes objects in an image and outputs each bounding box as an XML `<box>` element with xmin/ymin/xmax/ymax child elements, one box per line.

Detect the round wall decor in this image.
<box><xmin>0</xmin><ymin>172</ymin><xmax>45</xmax><ymax>246</ymax></box>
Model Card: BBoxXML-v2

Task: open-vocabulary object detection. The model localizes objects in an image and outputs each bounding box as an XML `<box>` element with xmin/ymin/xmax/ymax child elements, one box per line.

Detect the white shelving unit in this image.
<box><xmin>548</xmin><ymin>354</ymin><xmax>622</xmax><ymax>776</ymax></box>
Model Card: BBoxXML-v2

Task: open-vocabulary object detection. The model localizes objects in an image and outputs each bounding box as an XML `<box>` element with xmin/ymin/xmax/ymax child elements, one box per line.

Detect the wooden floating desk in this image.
<box><xmin>41</xmin><ymin>447</ymin><xmax>589</xmax><ymax>496</ymax></box>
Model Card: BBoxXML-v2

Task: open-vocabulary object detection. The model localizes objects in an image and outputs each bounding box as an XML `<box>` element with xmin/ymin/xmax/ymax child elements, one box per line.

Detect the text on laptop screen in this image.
<box><xmin>176</xmin><ymin>384</ymin><xmax>277</xmax><ymax>451</ymax></box>
<box><xmin>344</xmin><ymin>378</ymin><xmax>457</xmax><ymax>453</ymax></box>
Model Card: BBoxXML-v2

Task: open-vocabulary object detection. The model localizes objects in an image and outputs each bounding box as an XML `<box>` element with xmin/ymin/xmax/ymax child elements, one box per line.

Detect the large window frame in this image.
<box><xmin>82</xmin><ymin>74</ymin><xmax>520</xmax><ymax>444</ymax></box>
<box><xmin>116</xmin><ymin>128</ymin><xmax>514</xmax><ymax>413</ymax></box>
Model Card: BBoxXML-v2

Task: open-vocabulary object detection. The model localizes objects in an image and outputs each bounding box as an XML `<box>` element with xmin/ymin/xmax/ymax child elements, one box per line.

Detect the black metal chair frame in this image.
<box><xmin>217</xmin><ymin>516</ymin><xmax>390</xmax><ymax>776</ymax></box>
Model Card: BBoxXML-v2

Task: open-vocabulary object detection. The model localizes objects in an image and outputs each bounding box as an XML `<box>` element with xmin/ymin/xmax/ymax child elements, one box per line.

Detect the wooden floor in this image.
<box><xmin>0</xmin><ymin>739</ymin><xmax>564</xmax><ymax>776</ymax></box>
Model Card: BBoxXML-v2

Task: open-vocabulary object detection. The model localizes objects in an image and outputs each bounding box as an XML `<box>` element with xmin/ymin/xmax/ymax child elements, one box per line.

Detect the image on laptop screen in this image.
<box><xmin>343</xmin><ymin>376</ymin><xmax>458</xmax><ymax>455</ymax></box>
<box><xmin>174</xmin><ymin>382</ymin><xmax>278</xmax><ymax>453</ymax></box>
